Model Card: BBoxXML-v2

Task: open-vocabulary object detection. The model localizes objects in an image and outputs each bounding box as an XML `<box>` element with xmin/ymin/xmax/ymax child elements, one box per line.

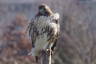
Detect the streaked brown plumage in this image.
<box><xmin>27</xmin><ymin>4</ymin><xmax>60</xmax><ymax>62</ymax></box>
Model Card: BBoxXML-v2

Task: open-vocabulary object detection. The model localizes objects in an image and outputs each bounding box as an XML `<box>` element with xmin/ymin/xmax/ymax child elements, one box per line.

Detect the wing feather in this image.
<box><xmin>28</xmin><ymin>19</ymin><xmax>39</xmax><ymax>48</ymax></box>
<box><xmin>46</xmin><ymin>17</ymin><xmax>60</xmax><ymax>51</ymax></box>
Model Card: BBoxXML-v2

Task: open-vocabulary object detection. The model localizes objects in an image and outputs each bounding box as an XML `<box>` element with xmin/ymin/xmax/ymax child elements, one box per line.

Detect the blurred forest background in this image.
<box><xmin>0</xmin><ymin>0</ymin><xmax>96</xmax><ymax>64</ymax></box>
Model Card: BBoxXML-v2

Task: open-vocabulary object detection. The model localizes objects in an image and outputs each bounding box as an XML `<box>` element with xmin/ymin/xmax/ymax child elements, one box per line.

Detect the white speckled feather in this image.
<box><xmin>29</xmin><ymin>13</ymin><xmax>60</xmax><ymax>56</ymax></box>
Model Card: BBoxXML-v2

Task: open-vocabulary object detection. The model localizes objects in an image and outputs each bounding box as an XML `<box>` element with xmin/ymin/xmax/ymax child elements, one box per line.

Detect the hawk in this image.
<box><xmin>27</xmin><ymin>4</ymin><xmax>60</xmax><ymax>61</ymax></box>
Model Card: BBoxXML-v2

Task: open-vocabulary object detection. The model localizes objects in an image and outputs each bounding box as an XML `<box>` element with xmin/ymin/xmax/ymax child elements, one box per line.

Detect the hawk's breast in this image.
<box><xmin>33</xmin><ymin>16</ymin><xmax>51</xmax><ymax>55</ymax></box>
<box><xmin>32</xmin><ymin>15</ymin><xmax>59</xmax><ymax>56</ymax></box>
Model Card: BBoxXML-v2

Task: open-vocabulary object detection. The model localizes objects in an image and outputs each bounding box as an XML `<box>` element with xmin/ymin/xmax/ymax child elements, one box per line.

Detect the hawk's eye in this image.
<box><xmin>39</xmin><ymin>8</ymin><xmax>45</xmax><ymax>13</ymax></box>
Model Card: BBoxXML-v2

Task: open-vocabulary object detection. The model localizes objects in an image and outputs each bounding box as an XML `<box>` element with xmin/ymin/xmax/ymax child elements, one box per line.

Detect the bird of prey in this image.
<box><xmin>27</xmin><ymin>4</ymin><xmax>60</xmax><ymax>61</ymax></box>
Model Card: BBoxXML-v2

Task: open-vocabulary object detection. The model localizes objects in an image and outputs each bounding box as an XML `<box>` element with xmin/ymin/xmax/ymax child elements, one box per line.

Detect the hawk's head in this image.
<box><xmin>38</xmin><ymin>4</ymin><xmax>53</xmax><ymax>16</ymax></box>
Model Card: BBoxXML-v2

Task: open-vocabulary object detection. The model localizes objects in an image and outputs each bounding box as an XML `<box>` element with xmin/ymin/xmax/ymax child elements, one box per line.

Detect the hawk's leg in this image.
<box><xmin>51</xmin><ymin>39</ymin><xmax>57</xmax><ymax>51</ymax></box>
<box><xmin>46</xmin><ymin>39</ymin><xmax>57</xmax><ymax>55</ymax></box>
<box><xmin>46</xmin><ymin>43</ymin><xmax>54</xmax><ymax>55</ymax></box>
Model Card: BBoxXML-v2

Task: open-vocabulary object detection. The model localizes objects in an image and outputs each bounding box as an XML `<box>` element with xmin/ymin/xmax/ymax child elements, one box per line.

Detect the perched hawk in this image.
<box><xmin>27</xmin><ymin>4</ymin><xmax>60</xmax><ymax>61</ymax></box>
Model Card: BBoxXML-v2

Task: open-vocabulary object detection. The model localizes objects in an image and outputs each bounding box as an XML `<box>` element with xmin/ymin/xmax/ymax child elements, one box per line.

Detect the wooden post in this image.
<box><xmin>49</xmin><ymin>47</ymin><xmax>52</xmax><ymax>64</ymax></box>
<box><xmin>39</xmin><ymin>49</ymin><xmax>52</xmax><ymax>64</ymax></box>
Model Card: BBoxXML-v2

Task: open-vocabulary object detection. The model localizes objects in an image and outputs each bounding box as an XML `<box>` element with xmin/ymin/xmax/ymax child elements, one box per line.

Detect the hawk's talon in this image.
<box><xmin>46</xmin><ymin>49</ymin><xmax>53</xmax><ymax>56</ymax></box>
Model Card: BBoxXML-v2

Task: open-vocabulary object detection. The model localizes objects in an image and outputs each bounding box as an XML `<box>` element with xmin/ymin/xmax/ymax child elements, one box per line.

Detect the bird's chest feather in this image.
<box><xmin>35</xmin><ymin>17</ymin><xmax>49</xmax><ymax>36</ymax></box>
<box><xmin>34</xmin><ymin>17</ymin><xmax>50</xmax><ymax>49</ymax></box>
<box><xmin>35</xmin><ymin>26</ymin><xmax>49</xmax><ymax>50</ymax></box>
<box><xmin>34</xmin><ymin>16</ymin><xmax>59</xmax><ymax>39</ymax></box>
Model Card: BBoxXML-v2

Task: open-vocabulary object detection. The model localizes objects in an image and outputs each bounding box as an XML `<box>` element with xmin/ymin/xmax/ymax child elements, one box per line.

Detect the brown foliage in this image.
<box><xmin>0</xmin><ymin>14</ymin><xmax>34</xmax><ymax>64</ymax></box>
